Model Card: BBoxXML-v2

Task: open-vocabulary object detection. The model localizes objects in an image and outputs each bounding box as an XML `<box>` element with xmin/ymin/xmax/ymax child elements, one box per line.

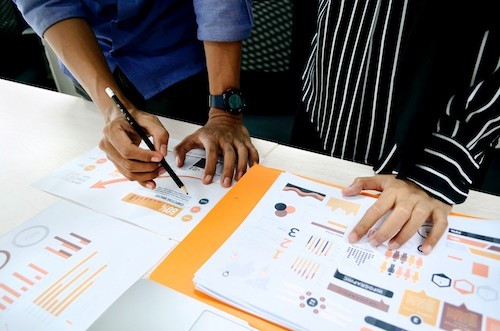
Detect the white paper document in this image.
<box><xmin>33</xmin><ymin>140</ymin><xmax>229</xmax><ymax>241</ymax></box>
<box><xmin>194</xmin><ymin>172</ymin><xmax>500</xmax><ymax>331</ymax></box>
<box><xmin>0</xmin><ymin>200</ymin><xmax>174</xmax><ymax>330</ymax></box>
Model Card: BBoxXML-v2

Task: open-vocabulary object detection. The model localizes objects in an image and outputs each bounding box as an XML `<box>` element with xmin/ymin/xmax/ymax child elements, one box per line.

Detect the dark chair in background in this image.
<box><xmin>241</xmin><ymin>0</ymin><xmax>296</xmax><ymax>144</ymax></box>
<box><xmin>0</xmin><ymin>0</ymin><xmax>55</xmax><ymax>89</ymax></box>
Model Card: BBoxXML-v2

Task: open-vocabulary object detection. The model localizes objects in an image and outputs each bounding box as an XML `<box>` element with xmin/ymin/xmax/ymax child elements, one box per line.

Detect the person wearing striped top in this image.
<box><xmin>291</xmin><ymin>0</ymin><xmax>499</xmax><ymax>253</ymax></box>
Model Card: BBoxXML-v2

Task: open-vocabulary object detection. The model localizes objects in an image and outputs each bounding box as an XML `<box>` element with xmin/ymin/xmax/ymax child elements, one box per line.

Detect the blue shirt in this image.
<box><xmin>14</xmin><ymin>0</ymin><xmax>253</xmax><ymax>99</ymax></box>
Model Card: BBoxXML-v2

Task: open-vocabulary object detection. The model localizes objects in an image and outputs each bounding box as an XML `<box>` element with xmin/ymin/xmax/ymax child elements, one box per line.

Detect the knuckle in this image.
<box><xmin>394</xmin><ymin>205</ymin><xmax>412</xmax><ymax>218</ymax></box>
<box><xmin>120</xmin><ymin>148</ymin><xmax>134</xmax><ymax>159</ymax></box>
<box><xmin>369</xmin><ymin>204</ymin><xmax>385</xmax><ymax>216</ymax></box>
<box><xmin>413</xmin><ymin>206</ymin><xmax>429</xmax><ymax>218</ymax></box>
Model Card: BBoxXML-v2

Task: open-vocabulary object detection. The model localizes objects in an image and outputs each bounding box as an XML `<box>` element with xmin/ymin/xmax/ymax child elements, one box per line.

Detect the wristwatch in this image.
<box><xmin>209</xmin><ymin>88</ymin><xmax>247</xmax><ymax>115</ymax></box>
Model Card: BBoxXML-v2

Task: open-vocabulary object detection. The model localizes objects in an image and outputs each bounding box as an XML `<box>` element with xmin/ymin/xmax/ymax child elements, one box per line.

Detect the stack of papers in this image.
<box><xmin>192</xmin><ymin>170</ymin><xmax>500</xmax><ymax>330</ymax></box>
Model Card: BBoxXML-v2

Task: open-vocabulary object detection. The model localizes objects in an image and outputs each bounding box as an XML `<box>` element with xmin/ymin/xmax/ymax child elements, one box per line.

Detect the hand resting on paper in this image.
<box><xmin>174</xmin><ymin>108</ymin><xmax>259</xmax><ymax>188</ymax></box>
<box><xmin>343</xmin><ymin>174</ymin><xmax>452</xmax><ymax>255</ymax></box>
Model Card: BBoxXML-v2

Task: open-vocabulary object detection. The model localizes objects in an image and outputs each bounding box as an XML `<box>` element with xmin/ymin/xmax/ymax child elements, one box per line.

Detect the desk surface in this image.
<box><xmin>1</xmin><ymin>78</ymin><xmax>499</xmax><ymax>330</ymax></box>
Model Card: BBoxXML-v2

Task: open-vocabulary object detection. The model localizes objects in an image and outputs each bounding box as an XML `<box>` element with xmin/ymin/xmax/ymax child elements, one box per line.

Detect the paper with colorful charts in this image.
<box><xmin>33</xmin><ymin>139</ymin><xmax>230</xmax><ymax>241</ymax></box>
<box><xmin>0</xmin><ymin>200</ymin><xmax>173</xmax><ymax>330</ymax></box>
<box><xmin>194</xmin><ymin>171</ymin><xmax>500</xmax><ymax>331</ymax></box>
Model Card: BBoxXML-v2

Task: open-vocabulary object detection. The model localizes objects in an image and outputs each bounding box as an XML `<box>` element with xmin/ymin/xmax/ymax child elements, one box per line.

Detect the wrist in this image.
<box><xmin>208</xmin><ymin>107</ymin><xmax>243</xmax><ymax>121</ymax></box>
<box><xmin>97</xmin><ymin>87</ymin><xmax>135</xmax><ymax>123</ymax></box>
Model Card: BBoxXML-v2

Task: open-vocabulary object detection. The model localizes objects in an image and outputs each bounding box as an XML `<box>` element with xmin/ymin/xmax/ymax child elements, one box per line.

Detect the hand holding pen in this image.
<box><xmin>105</xmin><ymin>87</ymin><xmax>188</xmax><ymax>194</ymax></box>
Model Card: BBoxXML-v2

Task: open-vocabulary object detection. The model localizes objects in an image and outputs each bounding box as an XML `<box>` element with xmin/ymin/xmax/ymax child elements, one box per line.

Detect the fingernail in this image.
<box><xmin>176</xmin><ymin>156</ymin><xmax>181</xmax><ymax>167</ymax></box>
<box><xmin>237</xmin><ymin>171</ymin><xmax>244</xmax><ymax>180</ymax></box>
<box><xmin>389</xmin><ymin>241</ymin><xmax>400</xmax><ymax>250</ymax></box>
<box><xmin>422</xmin><ymin>244</ymin><xmax>433</xmax><ymax>255</ymax></box>
<box><xmin>348</xmin><ymin>232</ymin><xmax>358</xmax><ymax>243</ymax></box>
<box><xmin>204</xmin><ymin>174</ymin><xmax>213</xmax><ymax>183</ymax></box>
<box><xmin>223</xmin><ymin>177</ymin><xmax>232</xmax><ymax>187</ymax></box>
<box><xmin>158</xmin><ymin>168</ymin><xmax>166</xmax><ymax>175</ymax></box>
<box><xmin>369</xmin><ymin>238</ymin><xmax>379</xmax><ymax>247</ymax></box>
<box><xmin>160</xmin><ymin>144</ymin><xmax>167</xmax><ymax>155</ymax></box>
<box><xmin>151</xmin><ymin>156</ymin><xmax>161</xmax><ymax>162</ymax></box>
<box><xmin>145</xmin><ymin>182</ymin><xmax>154</xmax><ymax>189</ymax></box>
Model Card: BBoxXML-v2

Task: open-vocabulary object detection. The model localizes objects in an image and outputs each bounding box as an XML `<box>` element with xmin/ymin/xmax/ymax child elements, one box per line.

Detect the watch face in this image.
<box><xmin>227</xmin><ymin>93</ymin><xmax>243</xmax><ymax>109</ymax></box>
<box><xmin>223</xmin><ymin>88</ymin><xmax>246</xmax><ymax>114</ymax></box>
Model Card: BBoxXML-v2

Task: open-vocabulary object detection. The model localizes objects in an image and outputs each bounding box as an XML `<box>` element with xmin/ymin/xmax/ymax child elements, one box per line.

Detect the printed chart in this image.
<box><xmin>194</xmin><ymin>172</ymin><xmax>500</xmax><ymax>331</ymax></box>
<box><xmin>0</xmin><ymin>200</ymin><xmax>173</xmax><ymax>330</ymax></box>
<box><xmin>33</xmin><ymin>140</ymin><xmax>229</xmax><ymax>241</ymax></box>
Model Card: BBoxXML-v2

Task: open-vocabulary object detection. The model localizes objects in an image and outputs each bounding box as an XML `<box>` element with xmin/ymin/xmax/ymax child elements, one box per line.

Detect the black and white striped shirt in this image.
<box><xmin>301</xmin><ymin>0</ymin><xmax>499</xmax><ymax>204</ymax></box>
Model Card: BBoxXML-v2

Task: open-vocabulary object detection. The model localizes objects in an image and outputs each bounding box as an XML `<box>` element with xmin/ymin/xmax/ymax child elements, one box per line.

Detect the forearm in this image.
<box><xmin>43</xmin><ymin>18</ymin><xmax>125</xmax><ymax>122</ymax></box>
<box><xmin>203</xmin><ymin>41</ymin><xmax>242</xmax><ymax>118</ymax></box>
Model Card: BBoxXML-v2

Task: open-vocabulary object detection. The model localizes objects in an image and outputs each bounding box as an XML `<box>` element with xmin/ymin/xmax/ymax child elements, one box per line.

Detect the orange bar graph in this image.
<box><xmin>39</xmin><ymin>268</ymin><xmax>89</xmax><ymax>310</ymax></box>
<box><xmin>447</xmin><ymin>234</ymin><xmax>488</xmax><ymax>248</ymax></box>
<box><xmin>469</xmin><ymin>248</ymin><xmax>500</xmax><ymax>261</ymax></box>
<box><xmin>0</xmin><ymin>283</ymin><xmax>20</xmax><ymax>298</ymax></box>
<box><xmin>13</xmin><ymin>272</ymin><xmax>35</xmax><ymax>286</ymax></box>
<box><xmin>54</xmin><ymin>264</ymin><xmax>107</xmax><ymax>316</ymax></box>
<box><xmin>28</xmin><ymin>263</ymin><xmax>48</xmax><ymax>275</ymax></box>
<box><xmin>45</xmin><ymin>247</ymin><xmax>71</xmax><ymax>259</ymax></box>
<box><xmin>55</xmin><ymin>281</ymin><xmax>94</xmax><ymax>317</ymax></box>
<box><xmin>34</xmin><ymin>251</ymin><xmax>107</xmax><ymax>316</ymax></box>
<box><xmin>70</xmin><ymin>233</ymin><xmax>91</xmax><ymax>245</ymax></box>
<box><xmin>62</xmin><ymin>242</ymin><xmax>80</xmax><ymax>252</ymax></box>
<box><xmin>3</xmin><ymin>295</ymin><xmax>14</xmax><ymax>304</ymax></box>
<box><xmin>34</xmin><ymin>251</ymin><xmax>97</xmax><ymax>305</ymax></box>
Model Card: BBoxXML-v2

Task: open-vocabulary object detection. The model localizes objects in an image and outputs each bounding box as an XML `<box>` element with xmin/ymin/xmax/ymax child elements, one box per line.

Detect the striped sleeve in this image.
<box><xmin>374</xmin><ymin>1</ymin><xmax>500</xmax><ymax>205</ymax></box>
<box><xmin>405</xmin><ymin>63</ymin><xmax>500</xmax><ymax>204</ymax></box>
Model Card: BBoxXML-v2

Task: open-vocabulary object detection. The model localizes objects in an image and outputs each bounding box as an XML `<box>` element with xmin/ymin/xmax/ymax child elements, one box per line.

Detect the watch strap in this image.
<box><xmin>209</xmin><ymin>94</ymin><xmax>226</xmax><ymax>110</ymax></box>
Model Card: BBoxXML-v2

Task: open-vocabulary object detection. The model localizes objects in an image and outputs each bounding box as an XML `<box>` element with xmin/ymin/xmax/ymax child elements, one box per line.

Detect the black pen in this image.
<box><xmin>105</xmin><ymin>87</ymin><xmax>188</xmax><ymax>195</ymax></box>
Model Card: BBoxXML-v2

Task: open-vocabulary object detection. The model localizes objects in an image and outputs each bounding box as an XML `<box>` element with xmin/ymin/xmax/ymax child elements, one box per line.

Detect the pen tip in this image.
<box><xmin>181</xmin><ymin>186</ymin><xmax>189</xmax><ymax>195</ymax></box>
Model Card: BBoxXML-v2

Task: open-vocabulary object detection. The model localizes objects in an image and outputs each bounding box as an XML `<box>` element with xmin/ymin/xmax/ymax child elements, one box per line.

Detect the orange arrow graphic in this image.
<box><xmin>91</xmin><ymin>175</ymin><xmax>203</xmax><ymax>188</ymax></box>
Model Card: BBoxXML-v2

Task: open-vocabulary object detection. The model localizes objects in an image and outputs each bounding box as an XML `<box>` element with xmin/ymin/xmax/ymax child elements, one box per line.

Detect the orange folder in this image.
<box><xmin>149</xmin><ymin>164</ymin><xmax>286</xmax><ymax>330</ymax></box>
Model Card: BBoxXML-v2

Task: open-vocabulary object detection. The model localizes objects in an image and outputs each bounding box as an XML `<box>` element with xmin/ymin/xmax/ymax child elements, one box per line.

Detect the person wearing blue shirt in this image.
<box><xmin>13</xmin><ymin>0</ymin><xmax>259</xmax><ymax>189</ymax></box>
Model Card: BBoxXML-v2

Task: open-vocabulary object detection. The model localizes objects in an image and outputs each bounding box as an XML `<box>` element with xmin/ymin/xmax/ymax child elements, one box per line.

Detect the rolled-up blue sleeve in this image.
<box><xmin>193</xmin><ymin>0</ymin><xmax>253</xmax><ymax>41</ymax></box>
<box><xmin>13</xmin><ymin>0</ymin><xmax>87</xmax><ymax>37</ymax></box>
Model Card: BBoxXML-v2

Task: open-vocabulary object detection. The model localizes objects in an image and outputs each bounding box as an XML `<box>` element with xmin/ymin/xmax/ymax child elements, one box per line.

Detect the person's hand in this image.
<box><xmin>174</xmin><ymin>109</ymin><xmax>259</xmax><ymax>188</ymax></box>
<box><xmin>99</xmin><ymin>105</ymin><xmax>170</xmax><ymax>190</ymax></box>
<box><xmin>343</xmin><ymin>174</ymin><xmax>452</xmax><ymax>254</ymax></box>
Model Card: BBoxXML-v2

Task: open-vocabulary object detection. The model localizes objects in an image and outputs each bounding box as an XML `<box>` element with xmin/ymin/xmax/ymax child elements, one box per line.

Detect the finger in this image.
<box><xmin>142</xmin><ymin>118</ymin><xmax>169</xmax><ymax>155</ymax></box>
<box><xmin>174</xmin><ymin>134</ymin><xmax>200</xmax><ymax>167</ymax></box>
<box><xmin>133</xmin><ymin>112</ymin><xmax>170</xmax><ymax>155</ymax></box>
<box><xmin>104</xmin><ymin>122</ymin><xmax>164</xmax><ymax>163</ymax></box>
<box><xmin>219</xmin><ymin>143</ymin><xmax>237</xmax><ymax>188</ymax></box>
<box><xmin>387</xmin><ymin>201</ymin><xmax>430</xmax><ymax>249</ymax></box>
<box><xmin>342</xmin><ymin>176</ymin><xmax>386</xmax><ymax>196</ymax></box>
<box><xmin>100</xmin><ymin>139</ymin><xmax>162</xmax><ymax>181</ymax></box>
<box><xmin>421</xmin><ymin>209</ymin><xmax>449</xmax><ymax>254</ymax></box>
<box><xmin>348</xmin><ymin>191</ymin><xmax>396</xmax><ymax>244</ymax></box>
<box><xmin>138</xmin><ymin>180</ymin><xmax>157</xmax><ymax>190</ymax></box>
<box><xmin>235</xmin><ymin>142</ymin><xmax>249</xmax><ymax>180</ymax></box>
<box><xmin>371</xmin><ymin>200</ymin><xmax>416</xmax><ymax>247</ymax></box>
<box><xmin>201</xmin><ymin>141</ymin><xmax>219</xmax><ymax>185</ymax></box>
<box><xmin>247</xmin><ymin>142</ymin><xmax>260</xmax><ymax>166</ymax></box>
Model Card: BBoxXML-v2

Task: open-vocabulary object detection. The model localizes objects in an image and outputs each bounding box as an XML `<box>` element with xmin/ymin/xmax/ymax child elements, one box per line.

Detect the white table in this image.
<box><xmin>1</xmin><ymin>78</ymin><xmax>499</xmax><ymax>330</ymax></box>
